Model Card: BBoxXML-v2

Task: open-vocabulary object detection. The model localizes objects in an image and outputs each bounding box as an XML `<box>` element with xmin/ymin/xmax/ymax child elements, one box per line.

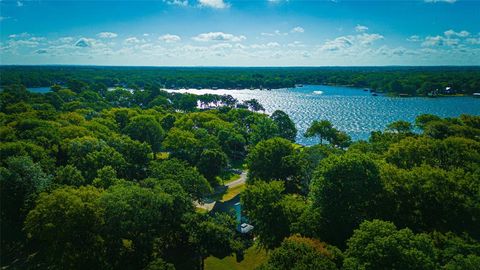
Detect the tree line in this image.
<box><xmin>1</xmin><ymin>65</ymin><xmax>480</xmax><ymax>95</ymax></box>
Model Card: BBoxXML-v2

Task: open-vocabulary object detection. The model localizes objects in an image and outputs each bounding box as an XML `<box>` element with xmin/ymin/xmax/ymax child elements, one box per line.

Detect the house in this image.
<box><xmin>237</xmin><ymin>223</ymin><xmax>254</xmax><ymax>234</ymax></box>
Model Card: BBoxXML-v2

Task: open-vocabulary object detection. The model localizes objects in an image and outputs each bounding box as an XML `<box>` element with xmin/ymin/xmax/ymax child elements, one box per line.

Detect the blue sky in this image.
<box><xmin>1</xmin><ymin>0</ymin><xmax>479</xmax><ymax>66</ymax></box>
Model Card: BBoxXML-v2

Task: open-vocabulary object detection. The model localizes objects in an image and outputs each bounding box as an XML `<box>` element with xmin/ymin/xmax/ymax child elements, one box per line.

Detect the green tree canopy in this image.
<box><xmin>270</xmin><ymin>110</ymin><xmax>297</xmax><ymax>142</ymax></box>
<box><xmin>310</xmin><ymin>153</ymin><xmax>385</xmax><ymax>247</ymax></box>
<box><xmin>344</xmin><ymin>219</ymin><xmax>437</xmax><ymax>270</ymax></box>
<box><xmin>123</xmin><ymin>115</ymin><xmax>165</xmax><ymax>153</ymax></box>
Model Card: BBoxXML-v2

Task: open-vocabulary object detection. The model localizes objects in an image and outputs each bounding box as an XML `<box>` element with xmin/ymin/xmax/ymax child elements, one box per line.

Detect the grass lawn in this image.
<box><xmin>205</xmin><ymin>244</ymin><xmax>267</xmax><ymax>270</ymax></box>
<box><xmin>155</xmin><ymin>152</ymin><xmax>169</xmax><ymax>160</ymax></box>
<box><xmin>221</xmin><ymin>184</ymin><xmax>245</xmax><ymax>202</ymax></box>
<box><xmin>195</xmin><ymin>207</ymin><xmax>209</xmax><ymax>214</ymax></box>
<box><xmin>210</xmin><ymin>183</ymin><xmax>245</xmax><ymax>202</ymax></box>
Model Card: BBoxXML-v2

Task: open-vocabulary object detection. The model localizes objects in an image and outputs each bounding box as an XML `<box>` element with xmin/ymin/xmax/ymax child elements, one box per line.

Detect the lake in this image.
<box><xmin>165</xmin><ymin>85</ymin><xmax>480</xmax><ymax>145</ymax></box>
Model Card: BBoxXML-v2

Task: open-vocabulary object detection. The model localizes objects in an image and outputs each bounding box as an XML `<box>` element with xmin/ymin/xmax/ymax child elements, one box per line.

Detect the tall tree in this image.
<box><xmin>344</xmin><ymin>220</ymin><xmax>437</xmax><ymax>270</ymax></box>
<box><xmin>304</xmin><ymin>120</ymin><xmax>335</xmax><ymax>144</ymax></box>
<box><xmin>270</xmin><ymin>110</ymin><xmax>297</xmax><ymax>142</ymax></box>
<box><xmin>24</xmin><ymin>186</ymin><xmax>106</xmax><ymax>270</ymax></box>
<box><xmin>123</xmin><ymin>115</ymin><xmax>165</xmax><ymax>153</ymax></box>
<box><xmin>310</xmin><ymin>153</ymin><xmax>384</xmax><ymax>247</ymax></box>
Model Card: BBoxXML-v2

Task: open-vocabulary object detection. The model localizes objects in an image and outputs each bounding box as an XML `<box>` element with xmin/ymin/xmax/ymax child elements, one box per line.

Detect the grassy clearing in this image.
<box><xmin>205</xmin><ymin>244</ymin><xmax>267</xmax><ymax>270</ymax></box>
<box><xmin>221</xmin><ymin>184</ymin><xmax>245</xmax><ymax>202</ymax></box>
<box><xmin>155</xmin><ymin>152</ymin><xmax>169</xmax><ymax>160</ymax></box>
<box><xmin>195</xmin><ymin>207</ymin><xmax>209</xmax><ymax>214</ymax></box>
<box><xmin>210</xmin><ymin>183</ymin><xmax>245</xmax><ymax>203</ymax></box>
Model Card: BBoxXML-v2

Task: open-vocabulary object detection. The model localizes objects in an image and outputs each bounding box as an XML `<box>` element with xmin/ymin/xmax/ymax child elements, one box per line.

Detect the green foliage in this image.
<box><xmin>54</xmin><ymin>165</ymin><xmax>86</xmax><ymax>187</ymax></box>
<box><xmin>2</xmin><ymin>66</ymin><xmax>480</xmax><ymax>269</ymax></box>
<box><xmin>305</xmin><ymin>120</ymin><xmax>351</xmax><ymax>147</ymax></box>
<box><xmin>270</xmin><ymin>110</ymin><xmax>297</xmax><ymax>142</ymax></box>
<box><xmin>185</xmin><ymin>212</ymin><xmax>242</xmax><ymax>267</ymax></box>
<box><xmin>381</xmin><ymin>164</ymin><xmax>480</xmax><ymax>238</ymax></box>
<box><xmin>162</xmin><ymin>128</ymin><xmax>201</xmax><ymax>163</ymax></box>
<box><xmin>304</xmin><ymin>120</ymin><xmax>334</xmax><ymax>144</ymax></box>
<box><xmin>247</xmin><ymin>137</ymin><xmax>294</xmax><ymax>181</ymax></box>
<box><xmin>123</xmin><ymin>115</ymin><xmax>165</xmax><ymax>153</ymax></box>
<box><xmin>107</xmin><ymin>134</ymin><xmax>152</xmax><ymax>180</ymax></box>
<box><xmin>310</xmin><ymin>153</ymin><xmax>384</xmax><ymax>247</ymax></box>
<box><xmin>259</xmin><ymin>235</ymin><xmax>341</xmax><ymax>270</ymax></box>
<box><xmin>243</xmin><ymin>99</ymin><xmax>265</xmax><ymax>112</ymax></box>
<box><xmin>248</xmin><ymin>116</ymin><xmax>279</xmax><ymax>145</ymax></box>
<box><xmin>148</xmin><ymin>159</ymin><xmax>212</xmax><ymax>201</ymax></box>
<box><xmin>386</xmin><ymin>136</ymin><xmax>480</xmax><ymax>172</ymax></box>
<box><xmin>62</xmin><ymin>136</ymin><xmax>127</xmax><ymax>181</ymax></box>
<box><xmin>430</xmin><ymin>232</ymin><xmax>480</xmax><ymax>269</ymax></box>
<box><xmin>100</xmin><ymin>183</ymin><xmax>186</xmax><ymax>269</ymax></box>
<box><xmin>145</xmin><ymin>258</ymin><xmax>176</xmax><ymax>270</ymax></box>
<box><xmin>242</xmin><ymin>181</ymin><xmax>306</xmax><ymax>250</ymax></box>
<box><xmin>92</xmin><ymin>166</ymin><xmax>120</xmax><ymax>189</ymax></box>
<box><xmin>196</xmin><ymin>149</ymin><xmax>228</xmax><ymax>184</ymax></box>
<box><xmin>344</xmin><ymin>219</ymin><xmax>437</xmax><ymax>270</ymax></box>
<box><xmin>387</xmin><ymin>120</ymin><xmax>413</xmax><ymax>134</ymax></box>
<box><xmin>24</xmin><ymin>186</ymin><xmax>106</xmax><ymax>269</ymax></box>
<box><xmin>4</xmin><ymin>66</ymin><xmax>479</xmax><ymax>95</ymax></box>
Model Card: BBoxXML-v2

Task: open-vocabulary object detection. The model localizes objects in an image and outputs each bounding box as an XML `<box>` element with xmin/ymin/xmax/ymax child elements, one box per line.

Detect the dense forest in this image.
<box><xmin>1</xmin><ymin>74</ymin><xmax>480</xmax><ymax>270</ymax></box>
<box><xmin>1</xmin><ymin>65</ymin><xmax>480</xmax><ymax>96</ymax></box>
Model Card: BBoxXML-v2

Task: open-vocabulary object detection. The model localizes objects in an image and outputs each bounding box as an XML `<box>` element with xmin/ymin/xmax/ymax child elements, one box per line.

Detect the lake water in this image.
<box><xmin>165</xmin><ymin>85</ymin><xmax>480</xmax><ymax>145</ymax></box>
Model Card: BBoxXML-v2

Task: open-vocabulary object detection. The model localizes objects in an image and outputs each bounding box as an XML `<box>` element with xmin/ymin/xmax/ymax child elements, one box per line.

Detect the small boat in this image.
<box><xmin>363</xmin><ymin>88</ymin><xmax>369</xmax><ymax>92</ymax></box>
<box><xmin>372</xmin><ymin>93</ymin><xmax>378</xmax><ymax>96</ymax></box>
<box><xmin>295</xmin><ymin>84</ymin><xmax>303</xmax><ymax>88</ymax></box>
<box><xmin>473</xmin><ymin>93</ymin><xmax>480</xmax><ymax>98</ymax></box>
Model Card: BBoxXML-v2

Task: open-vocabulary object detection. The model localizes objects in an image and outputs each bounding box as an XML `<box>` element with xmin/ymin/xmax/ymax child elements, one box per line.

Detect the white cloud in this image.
<box><xmin>124</xmin><ymin>37</ymin><xmax>142</xmax><ymax>45</ymax></box>
<box><xmin>159</xmin><ymin>34</ymin><xmax>181</xmax><ymax>43</ymax></box>
<box><xmin>422</xmin><ymin>35</ymin><xmax>463</xmax><ymax>47</ymax></box>
<box><xmin>355</xmin><ymin>25</ymin><xmax>368</xmax><ymax>33</ymax></box>
<box><xmin>261</xmin><ymin>30</ymin><xmax>288</xmax><ymax>36</ymax></box>
<box><xmin>321</xmin><ymin>36</ymin><xmax>354</xmax><ymax>51</ymax></box>
<box><xmin>17</xmin><ymin>1</ymin><xmax>23</xmax><ymax>7</ymax></box>
<box><xmin>97</xmin><ymin>32</ymin><xmax>118</xmax><ymax>39</ymax></box>
<box><xmin>424</xmin><ymin>0</ymin><xmax>457</xmax><ymax>3</ymax></box>
<box><xmin>422</xmin><ymin>36</ymin><xmax>444</xmax><ymax>47</ymax></box>
<box><xmin>444</xmin><ymin>29</ymin><xmax>470</xmax><ymax>38</ymax></box>
<box><xmin>291</xmin><ymin>26</ymin><xmax>304</xmax><ymax>33</ymax></box>
<box><xmin>163</xmin><ymin>0</ymin><xmax>189</xmax><ymax>6</ymax></box>
<box><xmin>75</xmin><ymin>38</ymin><xmax>94</xmax><ymax>48</ymax></box>
<box><xmin>320</xmin><ymin>33</ymin><xmax>383</xmax><ymax>51</ymax></box>
<box><xmin>211</xmin><ymin>43</ymin><xmax>233</xmax><ymax>50</ymax></box>
<box><xmin>9</xmin><ymin>32</ymin><xmax>31</xmax><ymax>38</ymax></box>
<box><xmin>58</xmin><ymin>37</ymin><xmax>74</xmax><ymax>44</ymax></box>
<box><xmin>357</xmin><ymin>33</ymin><xmax>384</xmax><ymax>45</ymax></box>
<box><xmin>466</xmin><ymin>38</ymin><xmax>480</xmax><ymax>45</ymax></box>
<box><xmin>407</xmin><ymin>35</ymin><xmax>421</xmax><ymax>42</ymax></box>
<box><xmin>288</xmin><ymin>41</ymin><xmax>304</xmax><ymax>47</ymax></box>
<box><xmin>198</xmin><ymin>0</ymin><xmax>229</xmax><ymax>9</ymax></box>
<box><xmin>250</xmin><ymin>42</ymin><xmax>281</xmax><ymax>49</ymax></box>
<box><xmin>192</xmin><ymin>32</ymin><xmax>246</xmax><ymax>42</ymax></box>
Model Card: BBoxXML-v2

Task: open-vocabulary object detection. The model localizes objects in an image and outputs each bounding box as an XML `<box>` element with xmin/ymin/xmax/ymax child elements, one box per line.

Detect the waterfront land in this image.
<box><xmin>1</xmin><ymin>67</ymin><xmax>480</xmax><ymax>270</ymax></box>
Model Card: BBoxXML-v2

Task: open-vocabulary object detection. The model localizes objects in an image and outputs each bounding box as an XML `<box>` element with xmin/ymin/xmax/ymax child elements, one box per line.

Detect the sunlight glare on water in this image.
<box><xmin>166</xmin><ymin>85</ymin><xmax>480</xmax><ymax>145</ymax></box>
